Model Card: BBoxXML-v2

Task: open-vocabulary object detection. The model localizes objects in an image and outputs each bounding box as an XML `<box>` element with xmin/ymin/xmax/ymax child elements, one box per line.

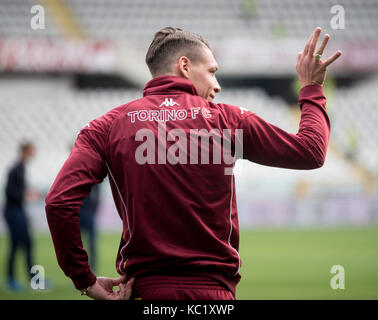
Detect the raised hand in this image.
<box><xmin>296</xmin><ymin>27</ymin><xmax>342</xmax><ymax>87</ymax></box>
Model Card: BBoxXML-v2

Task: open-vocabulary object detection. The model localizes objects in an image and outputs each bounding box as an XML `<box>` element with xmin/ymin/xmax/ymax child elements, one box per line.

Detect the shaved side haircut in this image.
<box><xmin>146</xmin><ymin>27</ymin><xmax>211</xmax><ymax>77</ymax></box>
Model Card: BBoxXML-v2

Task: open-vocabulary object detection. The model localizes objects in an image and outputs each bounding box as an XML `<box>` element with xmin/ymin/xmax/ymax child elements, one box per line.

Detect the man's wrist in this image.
<box><xmin>79</xmin><ymin>284</ymin><xmax>92</xmax><ymax>296</ymax></box>
<box><xmin>71</xmin><ymin>270</ymin><xmax>97</xmax><ymax>290</ymax></box>
<box><xmin>300</xmin><ymin>81</ymin><xmax>323</xmax><ymax>88</ymax></box>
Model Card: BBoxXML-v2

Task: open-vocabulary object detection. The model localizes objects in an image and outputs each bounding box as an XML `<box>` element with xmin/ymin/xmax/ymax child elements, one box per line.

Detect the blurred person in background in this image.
<box><xmin>3</xmin><ymin>141</ymin><xmax>38</xmax><ymax>291</ymax></box>
<box><xmin>46</xmin><ymin>26</ymin><xmax>341</xmax><ymax>300</ymax></box>
<box><xmin>79</xmin><ymin>183</ymin><xmax>100</xmax><ymax>272</ymax></box>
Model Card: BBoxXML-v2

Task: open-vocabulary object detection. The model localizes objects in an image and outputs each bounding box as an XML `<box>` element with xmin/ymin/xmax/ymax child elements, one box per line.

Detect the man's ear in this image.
<box><xmin>177</xmin><ymin>56</ymin><xmax>191</xmax><ymax>79</ymax></box>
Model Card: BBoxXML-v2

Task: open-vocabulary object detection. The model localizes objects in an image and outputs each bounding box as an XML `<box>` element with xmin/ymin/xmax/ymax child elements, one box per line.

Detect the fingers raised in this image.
<box><xmin>304</xmin><ymin>29</ymin><xmax>316</xmax><ymax>55</ymax></box>
<box><xmin>317</xmin><ymin>34</ymin><xmax>330</xmax><ymax>56</ymax></box>
<box><xmin>323</xmin><ymin>50</ymin><xmax>342</xmax><ymax>67</ymax></box>
<box><xmin>309</xmin><ymin>27</ymin><xmax>322</xmax><ymax>56</ymax></box>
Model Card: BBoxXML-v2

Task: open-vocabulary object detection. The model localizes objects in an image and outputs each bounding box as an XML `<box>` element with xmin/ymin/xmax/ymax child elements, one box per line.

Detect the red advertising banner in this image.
<box><xmin>0</xmin><ymin>38</ymin><xmax>117</xmax><ymax>72</ymax></box>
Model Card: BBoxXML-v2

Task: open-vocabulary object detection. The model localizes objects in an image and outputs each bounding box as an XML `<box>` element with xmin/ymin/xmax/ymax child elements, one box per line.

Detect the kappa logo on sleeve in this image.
<box><xmin>238</xmin><ymin>106</ymin><xmax>249</xmax><ymax>115</ymax></box>
<box><xmin>159</xmin><ymin>98</ymin><xmax>180</xmax><ymax>107</ymax></box>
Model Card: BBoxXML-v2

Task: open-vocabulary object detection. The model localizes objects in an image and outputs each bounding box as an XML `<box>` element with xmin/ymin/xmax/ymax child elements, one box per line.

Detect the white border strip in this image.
<box><xmin>228</xmin><ymin>168</ymin><xmax>241</xmax><ymax>276</ymax></box>
<box><xmin>105</xmin><ymin>161</ymin><xmax>131</xmax><ymax>274</ymax></box>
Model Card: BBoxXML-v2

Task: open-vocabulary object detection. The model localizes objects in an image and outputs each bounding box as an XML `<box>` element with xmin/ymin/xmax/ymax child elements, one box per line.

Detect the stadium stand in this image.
<box><xmin>0</xmin><ymin>0</ymin><xmax>377</xmax><ymax>230</ymax></box>
<box><xmin>1</xmin><ymin>0</ymin><xmax>377</xmax><ymax>48</ymax></box>
<box><xmin>332</xmin><ymin>76</ymin><xmax>378</xmax><ymax>176</ymax></box>
<box><xmin>63</xmin><ymin>0</ymin><xmax>378</xmax><ymax>41</ymax></box>
<box><xmin>0</xmin><ymin>0</ymin><xmax>59</xmax><ymax>38</ymax></box>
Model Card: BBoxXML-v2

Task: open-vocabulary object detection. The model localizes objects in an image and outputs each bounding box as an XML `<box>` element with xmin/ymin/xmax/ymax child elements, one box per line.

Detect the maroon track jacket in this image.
<box><xmin>45</xmin><ymin>76</ymin><xmax>330</xmax><ymax>295</ymax></box>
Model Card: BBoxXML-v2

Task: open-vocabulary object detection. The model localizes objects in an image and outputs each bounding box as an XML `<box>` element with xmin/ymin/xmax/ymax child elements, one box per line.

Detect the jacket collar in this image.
<box><xmin>143</xmin><ymin>75</ymin><xmax>199</xmax><ymax>97</ymax></box>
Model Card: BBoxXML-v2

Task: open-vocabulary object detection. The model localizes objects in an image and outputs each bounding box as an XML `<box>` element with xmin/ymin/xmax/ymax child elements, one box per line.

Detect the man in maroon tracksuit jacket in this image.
<box><xmin>45</xmin><ymin>27</ymin><xmax>341</xmax><ymax>300</ymax></box>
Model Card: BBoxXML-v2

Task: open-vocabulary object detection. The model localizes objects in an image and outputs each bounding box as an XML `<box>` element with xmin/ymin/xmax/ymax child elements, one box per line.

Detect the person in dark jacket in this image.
<box><xmin>80</xmin><ymin>183</ymin><xmax>100</xmax><ymax>272</ymax></box>
<box><xmin>3</xmin><ymin>142</ymin><xmax>36</xmax><ymax>291</ymax></box>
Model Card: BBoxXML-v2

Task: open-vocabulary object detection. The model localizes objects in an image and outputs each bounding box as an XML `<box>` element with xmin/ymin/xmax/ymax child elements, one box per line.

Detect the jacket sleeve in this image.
<box><xmin>238</xmin><ymin>84</ymin><xmax>330</xmax><ymax>169</ymax></box>
<box><xmin>45</xmin><ymin>126</ymin><xmax>108</xmax><ymax>290</ymax></box>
